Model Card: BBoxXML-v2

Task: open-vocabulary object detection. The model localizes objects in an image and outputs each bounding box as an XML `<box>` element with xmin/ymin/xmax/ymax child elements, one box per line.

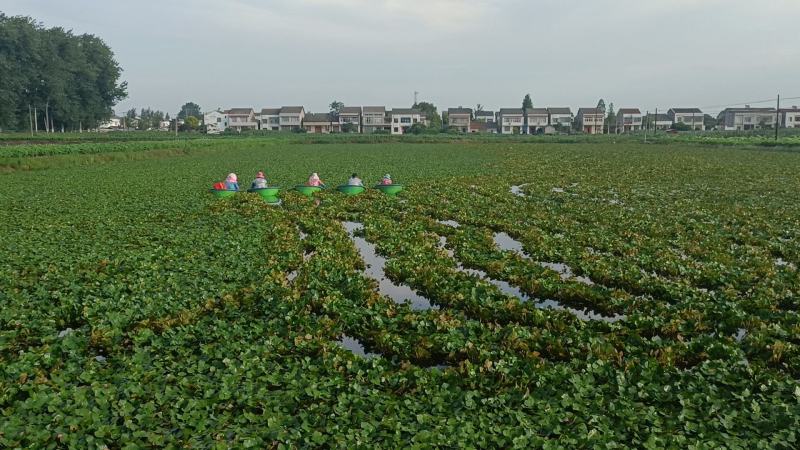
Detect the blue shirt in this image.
<box><xmin>225</xmin><ymin>181</ymin><xmax>239</xmax><ymax>191</ymax></box>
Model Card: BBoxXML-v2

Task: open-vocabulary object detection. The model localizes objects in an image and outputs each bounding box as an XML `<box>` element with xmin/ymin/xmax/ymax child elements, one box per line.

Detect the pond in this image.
<box><xmin>343</xmin><ymin>221</ymin><xmax>435</xmax><ymax>311</ymax></box>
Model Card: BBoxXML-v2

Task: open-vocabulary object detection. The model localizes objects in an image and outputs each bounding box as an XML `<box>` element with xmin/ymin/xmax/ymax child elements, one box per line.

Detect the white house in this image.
<box><xmin>362</xmin><ymin>106</ymin><xmax>389</xmax><ymax>133</ymax></box>
<box><xmin>98</xmin><ymin>116</ymin><xmax>122</xmax><ymax>130</ymax></box>
<box><xmin>497</xmin><ymin>108</ymin><xmax>524</xmax><ymax>134</ymax></box>
<box><xmin>389</xmin><ymin>108</ymin><xmax>425</xmax><ymax>134</ymax></box>
<box><xmin>258</xmin><ymin>108</ymin><xmax>281</xmax><ymax>131</ymax></box>
<box><xmin>279</xmin><ymin>106</ymin><xmax>305</xmax><ymax>131</ymax></box>
<box><xmin>780</xmin><ymin>107</ymin><xmax>800</xmax><ymax>128</ymax></box>
<box><xmin>576</xmin><ymin>108</ymin><xmax>603</xmax><ymax>134</ymax></box>
<box><xmin>547</xmin><ymin>108</ymin><xmax>573</xmax><ymax>129</ymax></box>
<box><xmin>203</xmin><ymin>110</ymin><xmax>228</xmax><ymax>134</ymax></box>
<box><xmin>667</xmin><ymin>108</ymin><xmax>704</xmax><ymax>131</ymax></box>
<box><xmin>337</xmin><ymin>106</ymin><xmax>362</xmax><ymax>133</ymax></box>
<box><xmin>647</xmin><ymin>113</ymin><xmax>672</xmax><ymax>130</ymax></box>
<box><xmin>447</xmin><ymin>107</ymin><xmax>472</xmax><ymax>132</ymax></box>
<box><xmin>616</xmin><ymin>108</ymin><xmax>643</xmax><ymax>133</ymax></box>
<box><xmin>474</xmin><ymin>110</ymin><xmax>495</xmax><ymax>122</ymax></box>
<box><xmin>226</xmin><ymin>108</ymin><xmax>258</xmax><ymax>132</ymax></box>
<box><xmin>717</xmin><ymin>107</ymin><xmax>775</xmax><ymax>130</ymax></box>
<box><xmin>525</xmin><ymin>108</ymin><xmax>549</xmax><ymax>133</ymax></box>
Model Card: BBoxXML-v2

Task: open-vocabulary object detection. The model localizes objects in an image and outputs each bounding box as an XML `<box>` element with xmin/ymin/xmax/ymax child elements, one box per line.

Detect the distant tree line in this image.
<box><xmin>0</xmin><ymin>14</ymin><xmax>127</xmax><ymax>132</ymax></box>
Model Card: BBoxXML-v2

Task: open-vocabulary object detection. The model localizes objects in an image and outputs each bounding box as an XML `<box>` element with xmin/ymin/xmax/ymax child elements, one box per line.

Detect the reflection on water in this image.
<box><xmin>343</xmin><ymin>221</ymin><xmax>435</xmax><ymax>311</ymax></box>
<box><xmin>438</xmin><ymin>220</ymin><xmax>460</xmax><ymax>228</ymax></box>
<box><xmin>510</xmin><ymin>184</ymin><xmax>527</xmax><ymax>197</ymax></box>
<box><xmin>494</xmin><ymin>232</ymin><xmax>595</xmax><ymax>286</ymax></box>
<box><xmin>337</xmin><ymin>335</ymin><xmax>378</xmax><ymax>358</ymax></box>
<box><xmin>438</xmin><ymin>233</ymin><xmax>624</xmax><ymax>322</ymax></box>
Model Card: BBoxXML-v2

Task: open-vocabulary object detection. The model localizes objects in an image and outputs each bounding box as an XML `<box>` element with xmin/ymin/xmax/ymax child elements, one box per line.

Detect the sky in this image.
<box><xmin>4</xmin><ymin>0</ymin><xmax>800</xmax><ymax>116</ymax></box>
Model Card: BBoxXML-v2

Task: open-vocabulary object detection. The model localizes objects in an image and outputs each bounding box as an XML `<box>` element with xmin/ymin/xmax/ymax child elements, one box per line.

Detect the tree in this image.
<box><xmin>703</xmin><ymin>114</ymin><xmax>718</xmax><ymax>130</ymax></box>
<box><xmin>124</xmin><ymin>108</ymin><xmax>137</xmax><ymax>129</ymax></box>
<box><xmin>177</xmin><ymin>102</ymin><xmax>201</xmax><ymax>120</ymax></box>
<box><xmin>522</xmin><ymin>94</ymin><xmax>533</xmax><ymax>110</ymax></box>
<box><xmin>672</xmin><ymin>121</ymin><xmax>691</xmax><ymax>131</ymax></box>
<box><xmin>408</xmin><ymin>123</ymin><xmax>427</xmax><ymax>134</ymax></box>
<box><xmin>342</xmin><ymin>122</ymin><xmax>357</xmax><ymax>133</ymax></box>
<box><xmin>185</xmin><ymin>116</ymin><xmax>200</xmax><ymax>129</ymax></box>
<box><xmin>0</xmin><ymin>14</ymin><xmax>127</xmax><ymax>131</ymax></box>
<box><xmin>329</xmin><ymin>101</ymin><xmax>344</xmax><ymax>120</ymax></box>
<box><xmin>596</xmin><ymin>99</ymin><xmax>606</xmax><ymax>113</ymax></box>
<box><xmin>413</xmin><ymin>101</ymin><xmax>442</xmax><ymax>130</ymax></box>
<box><xmin>606</xmin><ymin>102</ymin><xmax>616</xmax><ymax>133</ymax></box>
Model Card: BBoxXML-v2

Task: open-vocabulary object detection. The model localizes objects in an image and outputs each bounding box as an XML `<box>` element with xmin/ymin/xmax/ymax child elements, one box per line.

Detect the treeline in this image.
<box><xmin>0</xmin><ymin>14</ymin><xmax>127</xmax><ymax>132</ymax></box>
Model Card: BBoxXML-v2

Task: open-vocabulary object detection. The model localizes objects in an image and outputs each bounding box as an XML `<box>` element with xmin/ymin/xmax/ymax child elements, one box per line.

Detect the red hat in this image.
<box><xmin>256</xmin><ymin>171</ymin><xmax>265</xmax><ymax>178</ymax></box>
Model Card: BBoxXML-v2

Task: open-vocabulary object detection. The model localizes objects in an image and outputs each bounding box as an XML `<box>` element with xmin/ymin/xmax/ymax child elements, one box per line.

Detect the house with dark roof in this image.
<box><xmin>498</xmin><ymin>108</ymin><xmax>524</xmax><ymax>134</ymax></box>
<box><xmin>780</xmin><ymin>106</ymin><xmax>800</xmax><ymax>128</ymax></box>
<box><xmin>547</xmin><ymin>107</ymin><xmax>573</xmax><ymax>129</ymax></box>
<box><xmin>576</xmin><ymin>108</ymin><xmax>604</xmax><ymax>134</ymax></box>
<box><xmin>362</xmin><ymin>106</ymin><xmax>389</xmax><ymax>134</ymax></box>
<box><xmin>226</xmin><ymin>108</ymin><xmax>258</xmax><ymax>131</ymax></box>
<box><xmin>303</xmin><ymin>113</ymin><xmax>333</xmax><ymax>134</ymax></box>
<box><xmin>258</xmin><ymin>108</ymin><xmax>281</xmax><ymax>131</ymax></box>
<box><xmin>447</xmin><ymin>107</ymin><xmax>472</xmax><ymax>132</ymax></box>
<box><xmin>717</xmin><ymin>106</ymin><xmax>775</xmax><ymax>130</ymax></box>
<box><xmin>279</xmin><ymin>106</ymin><xmax>305</xmax><ymax>131</ymax></box>
<box><xmin>646</xmin><ymin>113</ymin><xmax>673</xmax><ymax>131</ymax></box>
<box><xmin>389</xmin><ymin>108</ymin><xmax>425</xmax><ymax>135</ymax></box>
<box><xmin>616</xmin><ymin>108</ymin><xmax>643</xmax><ymax>133</ymax></box>
<box><xmin>473</xmin><ymin>110</ymin><xmax>495</xmax><ymax>122</ymax></box>
<box><xmin>336</xmin><ymin>106</ymin><xmax>362</xmax><ymax>133</ymax></box>
<box><xmin>525</xmin><ymin>108</ymin><xmax>549</xmax><ymax>133</ymax></box>
<box><xmin>667</xmin><ymin>108</ymin><xmax>704</xmax><ymax>130</ymax></box>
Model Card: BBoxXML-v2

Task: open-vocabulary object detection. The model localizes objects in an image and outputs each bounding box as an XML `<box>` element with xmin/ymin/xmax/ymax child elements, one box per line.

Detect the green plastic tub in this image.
<box><xmin>337</xmin><ymin>185</ymin><xmax>366</xmax><ymax>196</ymax></box>
<box><xmin>248</xmin><ymin>187</ymin><xmax>281</xmax><ymax>200</ymax></box>
<box><xmin>294</xmin><ymin>185</ymin><xmax>323</xmax><ymax>197</ymax></box>
<box><xmin>374</xmin><ymin>184</ymin><xmax>404</xmax><ymax>197</ymax></box>
<box><xmin>209</xmin><ymin>189</ymin><xmax>237</xmax><ymax>199</ymax></box>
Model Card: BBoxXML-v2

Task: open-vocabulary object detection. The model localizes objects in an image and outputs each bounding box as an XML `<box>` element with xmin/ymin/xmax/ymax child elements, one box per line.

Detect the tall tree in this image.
<box><xmin>522</xmin><ymin>94</ymin><xmax>533</xmax><ymax>110</ymax></box>
<box><xmin>606</xmin><ymin>102</ymin><xmax>616</xmax><ymax>133</ymax></box>
<box><xmin>177</xmin><ymin>102</ymin><xmax>202</xmax><ymax>120</ymax></box>
<box><xmin>596</xmin><ymin>99</ymin><xmax>606</xmax><ymax>113</ymax></box>
<box><xmin>329</xmin><ymin>101</ymin><xmax>344</xmax><ymax>120</ymax></box>
<box><xmin>413</xmin><ymin>101</ymin><xmax>442</xmax><ymax>130</ymax></box>
<box><xmin>0</xmin><ymin>14</ymin><xmax>127</xmax><ymax>131</ymax></box>
<box><xmin>522</xmin><ymin>94</ymin><xmax>533</xmax><ymax>134</ymax></box>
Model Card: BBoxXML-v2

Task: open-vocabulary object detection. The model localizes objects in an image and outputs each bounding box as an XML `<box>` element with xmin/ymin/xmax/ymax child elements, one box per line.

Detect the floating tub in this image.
<box><xmin>294</xmin><ymin>185</ymin><xmax>323</xmax><ymax>197</ymax></box>
<box><xmin>248</xmin><ymin>187</ymin><xmax>281</xmax><ymax>200</ymax></box>
<box><xmin>337</xmin><ymin>185</ymin><xmax>366</xmax><ymax>196</ymax></box>
<box><xmin>374</xmin><ymin>184</ymin><xmax>404</xmax><ymax>196</ymax></box>
<box><xmin>209</xmin><ymin>189</ymin><xmax>237</xmax><ymax>198</ymax></box>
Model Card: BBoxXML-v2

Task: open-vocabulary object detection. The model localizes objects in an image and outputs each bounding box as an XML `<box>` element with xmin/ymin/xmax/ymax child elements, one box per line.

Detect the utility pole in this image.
<box><xmin>34</xmin><ymin>107</ymin><xmax>38</xmax><ymax>133</ymax></box>
<box><xmin>644</xmin><ymin>110</ymin><xmax>648</xmax><ymax>143</ymax></box>
<box><xmin>654</xmin><ymin>107</ymin><xmax>658</xmax><ymax>134</ymax></box>
<box><xmin>413</xmin><ymin>91</ymin><xmax>418</xmax><ymax>106</ymax></box>
<box><xmin>28</xmin><ymin>105</ymin><xmax>33</xmax><ymax>136</ymax></box>
<box><xmin>775</xmin><ymin>94</ymin><xmax>780</xmax><ymax>141</ymax></box>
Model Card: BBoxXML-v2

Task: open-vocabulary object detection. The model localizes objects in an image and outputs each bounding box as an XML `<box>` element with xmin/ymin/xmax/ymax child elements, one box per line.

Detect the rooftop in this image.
<box><xmin>227</xmin><ymin>108</ymin><xmax>254</xmax><ymax>115</ymax></box>
<box><xmin>280</xmin><ymin>106</ymin><xmax>304</xmax><ymax>114</ymax></box>
<box><xmin>448</xmin><ymin>107</ymin><xmax>473</xmax><ymax>115</ymax></box>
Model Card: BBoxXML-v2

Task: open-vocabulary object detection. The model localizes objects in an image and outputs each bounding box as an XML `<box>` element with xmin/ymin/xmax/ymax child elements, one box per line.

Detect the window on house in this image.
<box><xmin>400</xmin><ymin>117</ymin><xmax>411</xmax><ymax>124</ymax></box>
<box><xmin>393</xmin><ymin>118</ymin><xmax>398</xmax><ymax>123</ymax></box>
<box><xmin>393</xmin><ymin>127</ymin><xmax>398</xmax><ymax>132</ymax></box>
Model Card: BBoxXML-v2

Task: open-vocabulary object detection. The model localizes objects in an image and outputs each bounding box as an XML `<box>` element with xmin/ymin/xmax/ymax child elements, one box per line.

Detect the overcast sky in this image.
<box><xmin>5</xmin><ymin>0</ymin><xmax>799</xmax><ymax>115</ymax></box>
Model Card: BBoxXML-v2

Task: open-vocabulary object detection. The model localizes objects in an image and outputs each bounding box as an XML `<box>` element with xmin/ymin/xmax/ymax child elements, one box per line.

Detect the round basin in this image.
<box><xmin>337</xmin><ymin>185</ymin><xmax>366</xmax><ymax>196</ymax></box>
<box><xmin>248</xmin><ymin>187</ymin><xmax>281</xmax><ymax>200</ymax></box>
<box><xmin>209</xmin><ymin>189</ymin><xmax>237</xmax><ymax>198</ymax></box>
<box><xmin>294</xmin><ymin>185</ymin><xmax>323</xmax><ymax>197</ymax></box>
<box><xmin>374</xmin><ymin>184</ymin><xmax>404</xmax><ymax>196</ymax></box>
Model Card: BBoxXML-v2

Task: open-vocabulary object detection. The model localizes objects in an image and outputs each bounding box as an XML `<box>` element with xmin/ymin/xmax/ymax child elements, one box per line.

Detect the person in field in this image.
<box><xmin>380</xmin><ymin>174</ymin><xmax>393</xmax><ymax>185</ymax></box>
<box><xmin>251</xmin><ymin>171</ymin><xmax>267</xmax><ymax>189</ymax></box>
<box><xmin>347</xmin><ymin>173</ymin><xmax>363</xmax><ymax>186</ymax></box>
<box><xmin>224</xmin><ymin>173</ymin><xmax>239</xmax><ymax>191</ymax></box>
<box><xmin>307</xmin><ymin>172</ymin><xmax>325</xmax><ymax>187</ymax></box>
